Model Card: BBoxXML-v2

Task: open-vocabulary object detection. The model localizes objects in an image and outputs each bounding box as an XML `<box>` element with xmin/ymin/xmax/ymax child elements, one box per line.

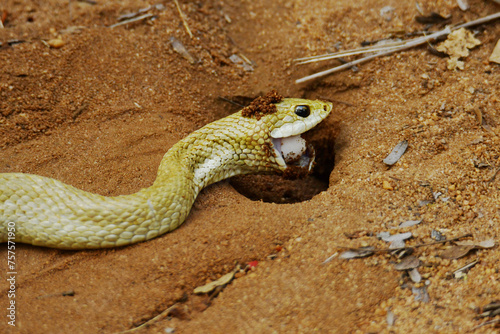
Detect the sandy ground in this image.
<box><xmin>1</xmin><ymin>0</ymin><xmax>499</xmax><ymax>333</ymax></box>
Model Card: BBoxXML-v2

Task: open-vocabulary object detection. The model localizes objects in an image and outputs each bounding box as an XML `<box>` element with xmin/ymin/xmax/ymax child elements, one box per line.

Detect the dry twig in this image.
<box><xmin>108</xmin><ymin>13</ymin><xmax>154</xmax><ymax>29</ymax></box>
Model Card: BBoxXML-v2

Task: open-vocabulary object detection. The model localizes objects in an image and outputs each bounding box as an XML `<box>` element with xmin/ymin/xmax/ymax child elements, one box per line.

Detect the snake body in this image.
<box><xmin>0</xmin><ymin>98</ymin><xmax>332</xmax><ymax>249</ymax></box>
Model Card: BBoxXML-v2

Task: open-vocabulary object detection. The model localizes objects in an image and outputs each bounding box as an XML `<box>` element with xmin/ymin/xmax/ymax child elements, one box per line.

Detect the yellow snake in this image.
<box><xmin>0</xmin><ymin>96</ymin><xmax>332</xmax><ymax>249</ymax></box>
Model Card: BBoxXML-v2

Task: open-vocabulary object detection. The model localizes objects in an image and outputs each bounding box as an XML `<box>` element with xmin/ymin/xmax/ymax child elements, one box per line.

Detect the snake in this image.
<box><xmin>0</xmin><ymin>94</ymin><xmax>332</xmax><ymax>249</ymax></box>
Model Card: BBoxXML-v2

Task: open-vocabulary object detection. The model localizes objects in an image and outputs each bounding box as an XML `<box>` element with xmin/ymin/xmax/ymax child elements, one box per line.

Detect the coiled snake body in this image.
<box><xmin>0</xmin><ymin>97</ymin><xmax>332</xmax><ymax>249</ymax></box>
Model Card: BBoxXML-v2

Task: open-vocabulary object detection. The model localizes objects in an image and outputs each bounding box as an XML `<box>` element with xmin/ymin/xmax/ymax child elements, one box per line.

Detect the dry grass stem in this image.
<box><xmin>296</xmin><ymin>11</ymin><xmax>500</xmax><ymax>84</ymax></box>
<box><xmin>118</xmin><ymin>303</ymin><xmax>179</xmax><ymax>333</ymax></box>
<box><xmin>174</xmin><ymin>0</ymin><xmax>193</xmax><ymax>38</ymax></box>
<box><xmin>108</xmin><ymin>13</ymin><xmax>154</xmax><ymax>28</ymax></box>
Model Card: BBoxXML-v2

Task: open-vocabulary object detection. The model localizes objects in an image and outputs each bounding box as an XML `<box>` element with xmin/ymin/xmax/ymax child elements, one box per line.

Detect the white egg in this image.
<box><xmin>280</xmin><ymin>135</ymin><xmax>306</xmax><ymax>163</ymax></box>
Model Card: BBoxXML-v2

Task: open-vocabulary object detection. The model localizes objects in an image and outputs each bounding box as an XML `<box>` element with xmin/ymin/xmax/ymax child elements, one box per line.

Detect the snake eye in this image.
<box><xmin>295</xmin><ymin>105</ymin><xmax>310</xmax><ymax>118</ymax></box>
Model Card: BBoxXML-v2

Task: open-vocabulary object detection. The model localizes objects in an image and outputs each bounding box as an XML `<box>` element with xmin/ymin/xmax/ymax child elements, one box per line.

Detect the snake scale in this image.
<box><xmin>0</xmin><ymin>94</ymin><xmax>332</xmax><ymax>249</ymax></box>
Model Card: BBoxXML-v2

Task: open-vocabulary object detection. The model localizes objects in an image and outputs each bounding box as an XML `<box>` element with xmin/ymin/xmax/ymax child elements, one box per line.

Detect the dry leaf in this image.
<box><xmin>390</xmin><ymin>239</ymin><xmax>406</xmax><ymax>249</ymax></box>
<box><xmin>381</xmin><ymin>232</ymin><xmax>412</xmax><ymax>243</ymax></box>
<box><xmin>398</xmin><ymin>220</ymin><xmax>422</xmax><ymax>228</ymax></box>
<box><xmin>383</xmin><ymin>140</ymin><xmax>408</xmax><ymax>165</ymax></box>
<box><xmin>455</xmin><ymin>238</ymin><xmax>496</xmax><ymax>249</ymax></box>
<box><xmin>339</xmin><ymin>246</ymin><xmax>375</xmax><ymax>259</ymax></box>
<box><xmin>386</xmin><ymin>309</ymin><xmax>396</xmax><ymax>326</ymax></box>
<box><xmin>194</xmin><ymin>266</ymin><xmax>239</xmax><ymax>294</ymax></box>
<box><xmin>394</xmin><ymin>255</ymin><xmax>421</xmax><ymax>270</ymax></box>
<box><xmin>440</xmin><ymin>245</ymin><xmax>475</xmax><ymax>259</ymax></box>
<box><xmin>412</xmin><ymin>286</ymin><xmax>430</xmax><ymax>303</ymax></box>
<box><xmin>409</xmin><ymin>268</ymin><xmax>422</xmax><ymax>283</ymax></box>
<box><xmin>489</xmin><ymin>39</ymin><xmax>500</xmax><ymax>64</ymax></box>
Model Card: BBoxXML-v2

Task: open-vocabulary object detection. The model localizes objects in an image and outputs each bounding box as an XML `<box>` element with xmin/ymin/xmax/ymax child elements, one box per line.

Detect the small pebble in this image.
<box><xmin>48</xmin><ymin>38</ymin><xmax>64</xmax><ymax>49</ymax></box>
<box><xmin>383</xmin><ymin>180</ymin><xmax>393</xmax><ymax>190</ymax></box>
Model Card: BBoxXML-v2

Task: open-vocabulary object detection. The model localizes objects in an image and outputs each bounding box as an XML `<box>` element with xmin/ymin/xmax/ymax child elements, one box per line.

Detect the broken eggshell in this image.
<box><xmin>272</xmin><ymin>134</ymin><xmax>315</xmax><ymax>171</ymax></box>
<box><xmin>277</xmin><ymin>135</ymin><xmax>307</xmax><ymax>163</ymax></box>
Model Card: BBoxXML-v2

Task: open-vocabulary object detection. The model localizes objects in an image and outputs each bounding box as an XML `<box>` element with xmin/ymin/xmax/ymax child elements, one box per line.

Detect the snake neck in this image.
<box><xmin>154</xmin><ymin>113</ymin><xmax>278</xmax><ymax>194</ymax></box>
<box><xmin>155</xmin><ymin>142</ymin><xmax>243</xmax><ymax>195</ymax></box>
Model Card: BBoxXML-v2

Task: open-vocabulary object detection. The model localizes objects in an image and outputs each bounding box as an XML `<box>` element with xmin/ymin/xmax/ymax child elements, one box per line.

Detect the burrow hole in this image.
<box><xmin>230</xmin><ymin>121</ymin><xmax>337</xmax><ymax>204</ymax></box>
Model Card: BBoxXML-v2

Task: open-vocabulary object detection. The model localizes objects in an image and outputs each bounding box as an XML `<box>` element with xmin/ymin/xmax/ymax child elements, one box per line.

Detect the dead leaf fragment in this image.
<box><xmin>339</xmin><ymin>246</ymin><xmax>375</xmax><ymax>259</ymax></box>
<box><xmin>456</xmin><ymin>0</ymin><xmax>470</xmax><ymax>11</ymax></box>
<box><xmin>394</xmin><ymin>255</ymin><xmax>421</xmax><ymax>270</ymax></box>
<box><xmin>170</xmin><ymin>36</ymin><xmax>196</xmax><ymax>64</ymax></box>
<box><xmin>229</xmin><ymin>54</ymin><xmax>254</xmax><ymax>72</ymax></box>
<box><xmin>409</xmin><ymin>268</ymin><xmax>422</xmax><ymax>283</ymax></box>
<box><xmin>0</xmin><ymin>10</ymin><xmax>7</xmax><ymax>28</ymax></box>
<box><xmin>489</xmin><ymin>39</ymin><xmax>500</xmax><ymax>64</ymax></box>
<box><xmin>383</xmin><ymin>140</ymin><xmax>408</xmax><ymax>165</ymax></box>
<box><xmin>390</xmin><ymin>239</ymin><xmax>405</xmax><ymax>249</ymax></box>
<box><xmin>381</xmin><ymin>232</ymin><xmax>412</xmax><ymax>243</ymax></box>
<box><xmin>386</xmin><ymin>309</ymin><xmax>396</xmax><ymax>326</ymax></box>
<box><xmin>412</xmin><ymin>285</ymin><xmax>430</xmax><ymax>303</ymax></box>
<box><xmin>440</xmin><ymin>245</ymin><xmax>475</xmax><ymax>259</ymax></box>
<box><xmin>477</xmin><ymin>239</ymin><xmax>496</xmax><ymax>248</ymax></box>
<box><xmin>398</xmin><ymin>220</ymin><xmax>422</xmax><ymax>228</ymax></box>
<box><xmin>441</xmin><ymin>238</ymin><xmax>495</xmax><ymax>259</ymax></box>
<box><xmin>455</xmin><ymin>238</ymin><xmax>496</xmax><ymax>249</ymax></box>
<box><xmin>194</xmin><ymin>266</ymin><xmax>239</xmax><ymax>294</ymax></box>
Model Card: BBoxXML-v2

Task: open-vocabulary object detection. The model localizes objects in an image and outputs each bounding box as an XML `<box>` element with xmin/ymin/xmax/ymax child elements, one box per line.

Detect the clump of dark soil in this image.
<box><xmin>241</xmin><ymin>89</ymin><xmax>283</xmax><ymax>119</ymax></box>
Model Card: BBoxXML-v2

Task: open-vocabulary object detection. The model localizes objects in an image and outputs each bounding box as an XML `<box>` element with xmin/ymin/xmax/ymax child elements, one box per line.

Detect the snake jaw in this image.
<box><xmin>266</xmin><ymin>99</ymin><xmax>332</xmax><ymax>174</ymax></box>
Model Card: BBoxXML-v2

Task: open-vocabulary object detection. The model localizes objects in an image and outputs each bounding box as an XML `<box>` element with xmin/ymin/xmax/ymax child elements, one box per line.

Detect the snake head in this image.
<box><xmin>262</xmin><ymin>98</ymin><xmax>333</xmax><ymax>173</ymax></box>
<box><xmin>187</xmin><ymin>96</ymin><xmax>333</xmax><ymax>184</ymax></box>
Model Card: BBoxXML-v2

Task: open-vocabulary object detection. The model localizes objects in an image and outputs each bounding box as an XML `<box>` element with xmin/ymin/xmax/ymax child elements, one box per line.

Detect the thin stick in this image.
<box><xmin>453</xmin><ymin>258</ymin><xmax>479</xmax><ymax>275</ymax></box>
<box><xmin>296</xmin><ymin>27</ymin><xmax>451</xmax><ymax>84</ymax></box>
<box><xmin>218</xmin><ymin>96</ymin><xmax>245</xmax><ymax>108</ymax></box>
<box><xmin>294</xmin><ymin>40</ymin><xmax>409</xmax><ymax>62</ymax></box>
<box><xmin>296</xmin><ymin>11</ymin><xmax>500</xmax><ymax>84</ymax></box>
<box><xmin>108</xmin><ymin>13</ymin><xmax>154</xmax><ymax>29</ymax></box>
<box><xmin>455</xmin><ymin>11</ymin><xmax>500</xmax><ymax>30</ymax></box>
<box><xmin>118</xmin><ymin>303</ymin><xmax>179</xmax><ymax>333</ymax></box>
<box><xmin>470</xmin><ymin>318</ymin><xmax>500</xmax><ymax>331</ymax></box>
<box><xmin>486</xmin><ymin>166</ymin><xmax>500</xmax><ymax>185</ymax></box>
<box><xmin>295</xmin><ymin>45</ymin><xmax>407</xmax><ymax>65</ymax></box>
<box><xmin>373</xmin><ymin>233</ymin><xmax>472</xmax><ymax>253</ymax></box>
<box><xmin>330</xmin><ymin>233</ymin><xmax>472</xmax><ymax>256</ymax></box>
<box><xmin>174</xmin><ymin>0</ymin><xmax>193</xmax><ymax>38</ymax></box>
<box><xmin>68</xmin><ymin>0</ymin><xmax>72</xmax><ymax>21</ymax></box>
<box><xmin>322</xmin><ymin>252</ymin><xmax>338</xmax><ymax>265</ymax></box>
